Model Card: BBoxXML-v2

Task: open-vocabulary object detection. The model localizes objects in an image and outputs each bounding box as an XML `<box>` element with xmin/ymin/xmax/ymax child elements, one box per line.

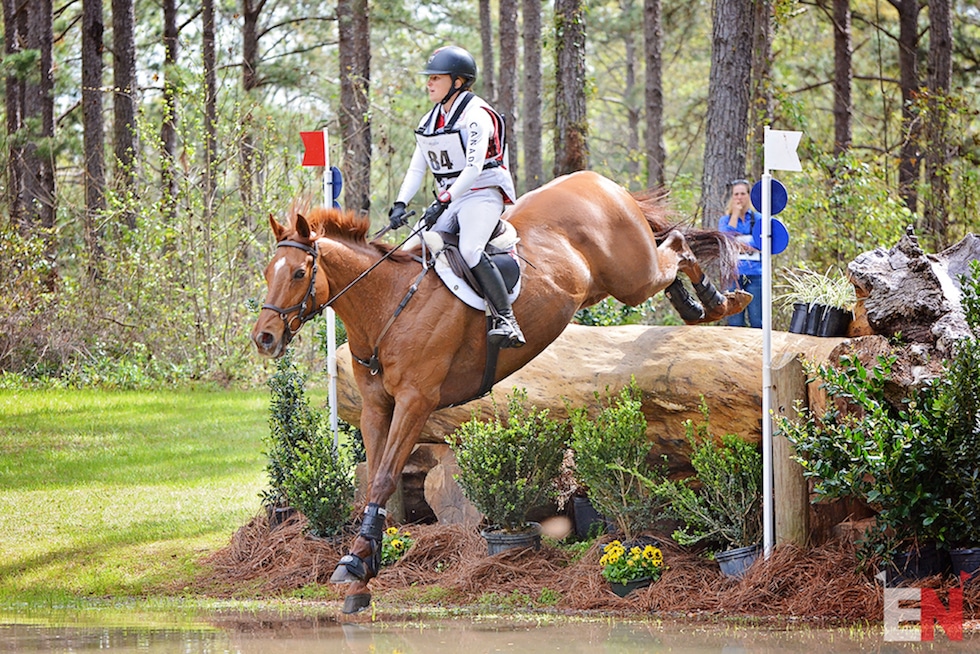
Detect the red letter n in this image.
<box><xmin>920</xmin><ymin>585</ymin><xmax>964</xmax><ymax>641</ymax></box>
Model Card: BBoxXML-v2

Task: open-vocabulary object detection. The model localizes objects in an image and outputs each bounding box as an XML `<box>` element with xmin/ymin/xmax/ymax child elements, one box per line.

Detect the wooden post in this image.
<box><xmin>771</xmin><ymin>351</ymin><xmax>810</xmax><ymax>547</ymax></box>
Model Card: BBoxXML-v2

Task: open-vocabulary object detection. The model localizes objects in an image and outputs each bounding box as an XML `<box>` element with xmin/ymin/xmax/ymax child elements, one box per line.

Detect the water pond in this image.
<box><xmin>2</xmin><ymin>608</ymin><xmax>976</xmax><ymax>653</ymax></box>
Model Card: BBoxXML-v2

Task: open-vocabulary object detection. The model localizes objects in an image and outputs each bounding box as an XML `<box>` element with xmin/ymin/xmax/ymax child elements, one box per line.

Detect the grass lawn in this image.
<box><xmin>0</xmin><ymin>388</ymin><xmax>271</xmax><ymax>607</ymax></box>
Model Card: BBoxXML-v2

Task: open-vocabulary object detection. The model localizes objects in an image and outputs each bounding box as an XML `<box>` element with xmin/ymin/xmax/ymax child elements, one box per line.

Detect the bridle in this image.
<box><xmin>260</xmin><ymin>240</ymin><xmax>326</xmax><ymax>345</ymax></box>
<box><xmin>259</xmin><ymin>222</ymin><xmax>430</xmax><ymax>351</ymax></box>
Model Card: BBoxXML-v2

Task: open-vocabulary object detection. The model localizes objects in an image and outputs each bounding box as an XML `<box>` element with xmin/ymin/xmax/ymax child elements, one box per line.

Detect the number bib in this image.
<box><xmin>414</xmin><ymin>130</ymin><xmax>467</xmax><ymax>178</ymax></box>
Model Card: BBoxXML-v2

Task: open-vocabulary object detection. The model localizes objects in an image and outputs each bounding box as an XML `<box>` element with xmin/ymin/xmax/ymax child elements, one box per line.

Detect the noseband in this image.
<box><xmin>260</xmin><ymin>240</ymin><xmax>325</xmax><ymax>344</ymax></box>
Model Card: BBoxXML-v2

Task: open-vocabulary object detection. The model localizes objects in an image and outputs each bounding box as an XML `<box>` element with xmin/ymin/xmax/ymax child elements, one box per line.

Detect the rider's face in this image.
<box><xmin>426</xmin><ymin>74</ymin><xmax>456</xmax><ymax>104</ymax></box>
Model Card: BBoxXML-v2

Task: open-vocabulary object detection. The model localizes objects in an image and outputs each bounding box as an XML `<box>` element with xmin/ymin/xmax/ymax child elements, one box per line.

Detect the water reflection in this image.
<box><xmin>2</xmin><ymin>611</ymin><xmax>977</xmax><ymax>653</ymax></box>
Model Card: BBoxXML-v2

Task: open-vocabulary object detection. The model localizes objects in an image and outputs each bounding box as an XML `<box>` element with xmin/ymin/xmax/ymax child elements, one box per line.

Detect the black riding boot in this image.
<box><xmin>470</xmin><ymin>253</ymin><xmax>526</xmax><ymax>348</ymax></box>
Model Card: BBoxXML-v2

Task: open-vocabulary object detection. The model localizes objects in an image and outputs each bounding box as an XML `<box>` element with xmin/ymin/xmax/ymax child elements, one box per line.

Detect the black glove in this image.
<box><xmin>422</xmin><ymin>199</ymin><xmax>449</xmax><ymax>229</ymax></box>
<box><xmin>388</xmin><ymin>202</ymin><xmax>408</xmax><ymax>230</ymax></box>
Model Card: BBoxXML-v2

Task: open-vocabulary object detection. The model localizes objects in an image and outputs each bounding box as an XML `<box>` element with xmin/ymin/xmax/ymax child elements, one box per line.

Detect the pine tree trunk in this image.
<box><xmin>479</xmin><ymin>0</ymin><xmax>496</xmax><ymax>103</ymax></box>
<box><xmin>112</xmin><ymin>0</ymin><xmax>138</xmax><ymax>230</ymax></box>
<box><xmin>747</xmin><ymin>0</ymin><xmax>773</xmax><ymax>179</ymax></box>
<box><xmin>553</xmin><ymin>0</ymin><xmax>588</xmax><ymax>176</ymax></box>
<box><xmin>338</xmin><ymin>0</ymin><xmax>372</xmax><ymax>213</ymax></box>
<box><xmin>892</xmin><ymin>0</ymin><xmax>921</xmax><ymax>213</ymax></box>
<box><xmin>831</xmin><ymin>0</ymin><xmax>852</xmax><ymax>155</ymax></box>
<box><xmin>922</xmin><ymin>0</ymin><xmax>952</xmax><ymax>249</ymax></box>
<box><xmin>643</xmin><ymin>0</ymin><xmax>666</xmax><ymax>189</ymax></box>
<box><xmin>498</xmin><ymin>0</ymin><xmax>519</xmax><ymax>182</ymax></box>
<box><xmin>82</xmin><ymin>0</ymin><xmax>106</xmax><ymax>266</ymax></box>
<box><xmin>160</xmin><ymin>0</ymin><xmax>179</xmax><ymax>228</ymax></box>
<box><xmin>522</xmin><ymin>0</ymin><xmax>544</xmax><ymax>192</ymax></box>
<box><xmin>699</xmin><ymin>0</ymin><xmax>752</xmax><ymax>227</ymax></box>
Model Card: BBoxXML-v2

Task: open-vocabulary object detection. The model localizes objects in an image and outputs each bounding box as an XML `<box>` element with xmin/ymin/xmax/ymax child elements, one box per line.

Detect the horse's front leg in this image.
<box><xmin>331</xmin><ymin>389</ymin><xmax>437</xmax><ymax>614</ymax></box>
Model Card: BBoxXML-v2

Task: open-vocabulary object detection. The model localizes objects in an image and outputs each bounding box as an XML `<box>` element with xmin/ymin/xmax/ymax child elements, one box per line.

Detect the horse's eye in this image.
<box><xmin>293</xmin><ymin>268</ymin><xmax>306</xmax><ymax>280</ymax></box>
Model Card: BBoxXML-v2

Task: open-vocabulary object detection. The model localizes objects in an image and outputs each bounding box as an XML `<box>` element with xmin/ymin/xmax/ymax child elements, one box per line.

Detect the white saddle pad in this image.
<box><xmin>401</xmin><ymin>222</ymin><xmax>522</xmax><ymax>311</ymax></box>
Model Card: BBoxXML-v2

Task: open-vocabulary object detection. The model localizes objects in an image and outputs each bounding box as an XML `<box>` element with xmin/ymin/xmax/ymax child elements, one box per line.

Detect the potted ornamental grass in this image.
<box><xmin>778</xmin><ymin>266</ymin><xmax>855</xmax><ymax>337</ymax></box>
<box><xmin>451</xmin><ymin>388</ymin><xmax>571</xmax><ymax>554</ymax></box>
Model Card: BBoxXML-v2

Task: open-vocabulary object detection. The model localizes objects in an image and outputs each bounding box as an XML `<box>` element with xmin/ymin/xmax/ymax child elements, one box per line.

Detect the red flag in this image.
<box><xmin>300</xmin><ymin>131</ymin><xmax>326</xmax><ymax>166</ymax></box>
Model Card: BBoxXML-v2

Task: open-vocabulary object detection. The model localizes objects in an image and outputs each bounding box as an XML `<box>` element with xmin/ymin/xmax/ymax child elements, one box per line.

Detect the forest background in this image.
<box><xmin>1</xmin><ymin>0</ymin><xmax>978</xmax><ymax>387</ymax></box>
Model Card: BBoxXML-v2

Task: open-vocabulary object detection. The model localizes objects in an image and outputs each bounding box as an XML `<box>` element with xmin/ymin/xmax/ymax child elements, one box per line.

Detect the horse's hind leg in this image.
<box><xmin>659</xmin><ymin>231</ymin><xmax>752</xmax><ymax>324</ymax></box>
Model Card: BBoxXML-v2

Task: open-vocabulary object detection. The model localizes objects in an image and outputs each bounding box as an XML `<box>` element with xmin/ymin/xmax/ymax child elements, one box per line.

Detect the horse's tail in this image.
<box><xmin>632</xmin><ymin>190</ymin><xmax>740</xmax><ymax>287</ymax></box>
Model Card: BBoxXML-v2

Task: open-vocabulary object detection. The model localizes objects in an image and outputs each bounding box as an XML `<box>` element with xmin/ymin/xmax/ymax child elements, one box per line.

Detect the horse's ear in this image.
<box><xmin>295</xmin><ymin>213</ymin><xmax>312</xmax><ymax>240</ymax></box>
<box><xmin>269</xmin><ymin>214</ymin><xmax>286</xmax><ymax>241</ymax></box>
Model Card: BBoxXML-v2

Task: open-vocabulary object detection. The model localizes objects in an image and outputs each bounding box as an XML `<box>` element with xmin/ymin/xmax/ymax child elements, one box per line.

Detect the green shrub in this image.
<box><xmin>777</xmin><ymin>354</ymin><xmax>945</xmax><ymax>561</ymax></box>
<box><xmin>654</xmin><ymin>401</ymin><xmax>762</xmax><ymax>550</ymax></box>
<box><xmin>263</xmin><ymin>350</ymin><xmax>355</xmax><ymax>537</ymax></box>
<box><xmin>452</xmin><ymin>388</ymin><xmax>570</xmax><ymax>532</ymax></box>
<box><xmin>932</xmin><ymin>260</ymin><xmax>980</xmax><ymax>546</ymax></box>
<box><xmin>569</xmin><ymin>380</ymin><xmax>666</xmax><ymax>541</ymax></box>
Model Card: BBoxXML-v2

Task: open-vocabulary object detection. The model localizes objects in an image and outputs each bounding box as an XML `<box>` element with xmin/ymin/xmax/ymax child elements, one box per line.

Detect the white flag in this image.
<box><xmin>764</xmin><ymin>129</ymin><xmax>803</xmax><ymax>172</ymax></box>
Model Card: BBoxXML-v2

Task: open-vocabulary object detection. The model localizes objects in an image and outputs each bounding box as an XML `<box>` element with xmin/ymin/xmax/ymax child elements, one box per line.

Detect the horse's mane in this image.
<box><xmin>300</xmin><ymin>206</ymin><xmax>371</xmax><ymax>242</ymax></box>
<box><xmin>289</xmin><ymin>201</ymin><xmax>415</xmax><ymax>261</ymax></box>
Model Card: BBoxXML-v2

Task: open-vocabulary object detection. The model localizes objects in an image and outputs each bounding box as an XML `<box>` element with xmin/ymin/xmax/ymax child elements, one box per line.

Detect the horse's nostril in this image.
<box><xmin>258</xmin><ymin>332</ymin><xmax>274</xmax><ymax>346</ymax></box>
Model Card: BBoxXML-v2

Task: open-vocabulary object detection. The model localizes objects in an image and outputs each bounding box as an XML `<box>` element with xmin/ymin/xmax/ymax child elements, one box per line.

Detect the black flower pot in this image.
<box><xmin>609</xmin><ymin>576</ymin><xmax>653</xmax><ymax>597</ymax></box>
<box><xmin>950</xmin><ymin>547</ymin><xmax>980</xmax><ymax>582</ymax></box>
<box><xmin>788</xmin><ymin>303</ymin><xmax>809</xmax><ymax>334</ymax></box>
<box><xmin>817</xmin><ymin>306</ymin><xmax>852</xmax><ymax>337</ymax></box>
<box><xmin>804</xmin><ymin>304</ymin><xmax>825</xmax><ymax>335</ymax></box>
<box><xmin>572</xmin><ymin>496</ymin><xmax>614</xmax><ymax>539</ymax></box>
<box><xmin>716</xmin><ymin>543</ymin><xmax>761</xmax><ymax>579</ymax></box>
<box><xmin>888</xmin><ymin>542</ymin><xmax>949</xmax><ymax>585</ymax></box>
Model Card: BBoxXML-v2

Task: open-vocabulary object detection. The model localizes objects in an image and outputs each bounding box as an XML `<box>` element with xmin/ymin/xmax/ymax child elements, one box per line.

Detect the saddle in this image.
<box><xmin>402</xmin><ymin>219</ymin><xmax>522</xmax><ymax>310</ymax></box>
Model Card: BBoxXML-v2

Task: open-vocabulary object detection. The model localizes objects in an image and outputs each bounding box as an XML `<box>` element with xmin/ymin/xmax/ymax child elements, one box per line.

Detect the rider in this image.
<box><xmin>387</xmin><ymin>45</ymin><xmax>524</xmax><ymax>348</ymax></box>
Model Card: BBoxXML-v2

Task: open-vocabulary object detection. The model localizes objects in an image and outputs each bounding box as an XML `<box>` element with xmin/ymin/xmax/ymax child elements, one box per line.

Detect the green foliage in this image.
<box><xmin>930</xmin><ymin>261</ymin><xmax>980</xmax><ymax>545</ymax></box>
<box><xmin>573</xmin><ymin>298</ymin><xmax>654</xmax><ymax>326</ymax></box>
<box><xmin>654</xmin><ymin>401</ymin><xmax>762</xmax><ymax>550</ymax></box>
<box><xmin>779</xmin><ymin>154</ymin><xmax>911</xmax><ymax>272</ymax></box>
<box><xmin>452</xmin><ymin>388</ymin><xmax>571</xmax><ymax>532</ymax></box>
<box><xmin>777</xmin><ymin>354</ymin><xmax>945</xmax><ymax>560</ymax></box>
<box><xmin>569</xmin><ymin>380</ymin><xmax>666</xmax><ymax>541</ymax></box>
<box><xmin>264</xmin><ymin>351</ymin><xmax>355</xmax><ymax>538</ymax></box>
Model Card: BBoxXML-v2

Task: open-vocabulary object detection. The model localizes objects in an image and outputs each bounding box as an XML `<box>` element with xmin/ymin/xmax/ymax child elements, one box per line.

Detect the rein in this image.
<box><xmin>262</xmin><ymin>224</ymin><xmax>432</xmax><ymax>367</ymax></box>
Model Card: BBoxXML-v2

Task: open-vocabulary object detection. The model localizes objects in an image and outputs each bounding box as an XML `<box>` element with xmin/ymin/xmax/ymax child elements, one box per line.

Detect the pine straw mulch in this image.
<box><xmin>192</xmin><ymin>513</ymin><xmax>980</xmax><ymax>625</ymax></box>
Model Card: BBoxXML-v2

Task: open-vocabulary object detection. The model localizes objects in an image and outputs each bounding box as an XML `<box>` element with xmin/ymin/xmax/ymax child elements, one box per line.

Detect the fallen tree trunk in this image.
<box><xmin>334</xmin><ymin>324</ymin><xmax>842</xmax><ymax>471</ymax></box>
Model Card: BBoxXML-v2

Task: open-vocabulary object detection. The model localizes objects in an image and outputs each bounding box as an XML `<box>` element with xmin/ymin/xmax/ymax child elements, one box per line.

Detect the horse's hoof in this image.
<box><xmin>330</xmin><ymin>554</ymin><xmax>366</xmax><ymax>583</ymax></box>
<box><xmin>342</xmin><ymin>593</ymin><xmax>372</xmax><ymax>614</ymax></box>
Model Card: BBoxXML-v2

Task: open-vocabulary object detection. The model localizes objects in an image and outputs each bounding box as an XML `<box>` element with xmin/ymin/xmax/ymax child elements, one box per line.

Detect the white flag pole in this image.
<box><xmin>321</xmin><ymin>129</ymin><xmax>339</xmax><ymax>446</ymax></box>
<box><xmin>761</xmin><ymin>126</ymin><xmax>775</xmax><ymax>560</ymax></box>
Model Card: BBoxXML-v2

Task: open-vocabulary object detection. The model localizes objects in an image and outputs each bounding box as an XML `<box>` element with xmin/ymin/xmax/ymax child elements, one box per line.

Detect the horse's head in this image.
<box><xmin>251</xmin><ymin>212</ymin><xmax>329</xmax><ymax>358</ymax></box>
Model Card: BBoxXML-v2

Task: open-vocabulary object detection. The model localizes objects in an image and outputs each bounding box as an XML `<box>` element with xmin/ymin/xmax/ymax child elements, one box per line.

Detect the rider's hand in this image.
<box><xmin>422</xmin><ymin>191</ymin><xmax>451</xmax><ymax>229</ymax></box>
<box><xmin>388</xmin><ymin>202</ymin><xmax>408</xmax><ymax>230</ymax></box>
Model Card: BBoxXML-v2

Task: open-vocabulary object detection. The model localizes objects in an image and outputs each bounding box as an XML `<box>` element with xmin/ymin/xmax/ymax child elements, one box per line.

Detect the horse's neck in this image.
<box><xmin>319</xmin><ymin>239</ymin><xmax>408</xmax><ymax>329</ymax></box>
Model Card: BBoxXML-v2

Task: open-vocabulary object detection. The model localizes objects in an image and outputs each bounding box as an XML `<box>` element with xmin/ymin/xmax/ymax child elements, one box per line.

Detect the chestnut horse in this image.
<box><xmin>251</xmin><ymin>170</ymin><xmax>748</xmax><ymax>613</ymax></box>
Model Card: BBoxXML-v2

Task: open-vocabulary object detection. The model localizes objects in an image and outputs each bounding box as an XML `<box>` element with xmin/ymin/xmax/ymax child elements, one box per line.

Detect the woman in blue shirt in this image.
<box><xmin>718</xmin><ymin>179</ymin><xmax>762</xmax><ymax>328</ymax></box>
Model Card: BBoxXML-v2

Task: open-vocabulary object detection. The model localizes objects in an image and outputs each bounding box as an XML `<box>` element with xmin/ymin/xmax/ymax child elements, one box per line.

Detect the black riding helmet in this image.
<box><xmin>421</xmin><ymin>46</ymin><xmax>477</xmax><ymax>105</ymax></box>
